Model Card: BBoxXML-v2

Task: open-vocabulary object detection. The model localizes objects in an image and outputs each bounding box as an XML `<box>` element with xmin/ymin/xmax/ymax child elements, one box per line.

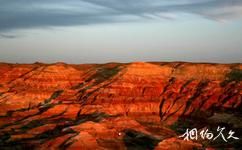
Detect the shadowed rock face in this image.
<box><xmin>0</xmin><ymin>62</ymin><xmax>241</xmax><ymax>150</ymax></box>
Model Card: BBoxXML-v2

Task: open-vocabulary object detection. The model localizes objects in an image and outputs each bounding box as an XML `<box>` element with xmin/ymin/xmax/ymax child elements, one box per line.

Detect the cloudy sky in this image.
<box><xmin>0</xmin><ymin>0</ymin><xmax>242</xmax><ymax>63</ymax></box>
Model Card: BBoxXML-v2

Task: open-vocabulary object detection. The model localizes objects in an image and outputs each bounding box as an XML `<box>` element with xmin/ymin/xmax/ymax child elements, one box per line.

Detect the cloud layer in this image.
<box><xmin>1</xmin><ymin>0</ymin><xmax>242</xmax><ymax>32</ymax></box>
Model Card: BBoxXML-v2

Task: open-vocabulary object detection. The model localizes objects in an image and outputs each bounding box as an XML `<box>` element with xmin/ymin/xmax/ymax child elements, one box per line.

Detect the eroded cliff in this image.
<box><xmin>0</xmin><ymin>62</ymin><xmax>241</xmax><ymax>149</ymax></box>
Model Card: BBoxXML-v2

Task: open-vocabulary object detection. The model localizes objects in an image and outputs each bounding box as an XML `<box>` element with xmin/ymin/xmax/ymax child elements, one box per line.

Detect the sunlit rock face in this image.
<box><xmin>0</xmin><ymin>63</ymin><xmax>85</xmax><ymax>116</ymax></box>
<box><xmin>0</xmin><ymin>62</ymin><xmax>241</xmax><ymax>149</ymax></box>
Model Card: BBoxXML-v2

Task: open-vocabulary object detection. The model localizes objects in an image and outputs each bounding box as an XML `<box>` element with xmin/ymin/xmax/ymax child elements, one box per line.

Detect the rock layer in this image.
<box><xmin>0</xmin><ymin>62</ymin><xmax>241</xmax><ymax>149</ymax></box>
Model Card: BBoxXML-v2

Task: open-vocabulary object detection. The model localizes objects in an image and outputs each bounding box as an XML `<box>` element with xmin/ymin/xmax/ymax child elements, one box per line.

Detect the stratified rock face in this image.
<box><xmin>0</xmin><ymin>63</ymin><xmax>85</xmax><ymax>115</ymax></box>
<box><xmin>0</xmin><ymin>62</ymin><xmax>241</xmax><ymax>150</ymax></box>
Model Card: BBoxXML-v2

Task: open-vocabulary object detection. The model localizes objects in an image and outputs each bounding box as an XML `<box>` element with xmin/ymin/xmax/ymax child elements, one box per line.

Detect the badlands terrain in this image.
<box><xmin>0</xmin><ymin>62</ymin><xmax>241</xmax><ymax>150</ymax></box>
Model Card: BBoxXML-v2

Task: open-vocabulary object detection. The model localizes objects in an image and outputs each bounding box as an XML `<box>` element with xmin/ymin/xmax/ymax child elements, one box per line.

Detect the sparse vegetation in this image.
<box><xmin>221</xmin><ymin>69</ymin><xmax>242</xmax><ymax>86</ymax></box>
<box><xmin>44</xmin><ymin>90</ymin><xmax>64</xmax><ymax>104</ymax></box>
<box><xmin>88</xmin><ymin>65</ymin><xmax>121</xmax><ymax>85</ymax></box>
<box><xmin>50</xmin><ymin>90</ymin><xmax>64</xmax><ymax>99</ymax></box>
<box><xmin>226</xmin><ymin>69</ymin><xmax>242</xmax><ymax>82</ymax></box>
<box><xmin>39</xmin><ymin>90</ymin><xmax>64</xmax><ymax>112</ymax></box>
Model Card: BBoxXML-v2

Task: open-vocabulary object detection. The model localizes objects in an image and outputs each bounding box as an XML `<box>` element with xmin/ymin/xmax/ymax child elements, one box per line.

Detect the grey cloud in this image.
<box><xmin>0</xmin><ymin>34</ymin><xmax>18</xmax><ymax>39</ymax></box>
<box><xmin>0</xmin><ymin>0</ymin><xmax>242</xmax><ymax>32</ymax></box>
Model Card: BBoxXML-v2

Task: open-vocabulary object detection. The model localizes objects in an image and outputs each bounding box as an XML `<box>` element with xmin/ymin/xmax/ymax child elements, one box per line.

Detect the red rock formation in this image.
<box><xmin>0</xmin><ymin>62</ymin><xmax>241</xmax><ymax>149</ymax></box>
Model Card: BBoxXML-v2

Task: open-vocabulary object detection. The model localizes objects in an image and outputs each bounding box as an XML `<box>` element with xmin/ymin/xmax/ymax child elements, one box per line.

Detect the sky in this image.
<box><xmin>0</xmin><ymin>0</ymin><xmax>242</xmax><ymax>63</ymax></box>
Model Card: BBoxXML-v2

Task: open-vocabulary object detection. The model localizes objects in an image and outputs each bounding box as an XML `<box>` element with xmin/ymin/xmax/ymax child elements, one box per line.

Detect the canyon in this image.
<box><xmin>0</xmin><ymin>62</ymin><xmax>241</xmax><ymax>150</ymax></box>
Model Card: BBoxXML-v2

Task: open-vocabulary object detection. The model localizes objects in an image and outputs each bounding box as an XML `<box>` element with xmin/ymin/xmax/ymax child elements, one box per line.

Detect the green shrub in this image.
<box><xmin>227</xmin><ymin>69</ymin><xmax>242</xmax><ymax>82</ymax></box>
<box><xmin>88</xmin><ymin>65</ymin><xmax>121</xmax><ymax>85</ymax></box>
<box><xmin>221</xmin><ymin>69</ymin><xmax>242</xmax><ymax>86</ymax></box>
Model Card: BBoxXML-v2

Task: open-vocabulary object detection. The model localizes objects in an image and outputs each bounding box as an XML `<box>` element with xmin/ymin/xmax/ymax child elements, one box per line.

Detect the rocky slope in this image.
<box><xmin>0</xmin><ymin>62</ymin><xmax>241</xmax><ymax>150</ymax></box>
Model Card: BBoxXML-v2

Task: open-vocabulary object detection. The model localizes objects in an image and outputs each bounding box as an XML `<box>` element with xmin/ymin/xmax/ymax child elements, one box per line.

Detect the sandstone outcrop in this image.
<box><xmin>0</xmin><ymin>62</ymin><xmax>241</xmax><ymax>149</ymax></box>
